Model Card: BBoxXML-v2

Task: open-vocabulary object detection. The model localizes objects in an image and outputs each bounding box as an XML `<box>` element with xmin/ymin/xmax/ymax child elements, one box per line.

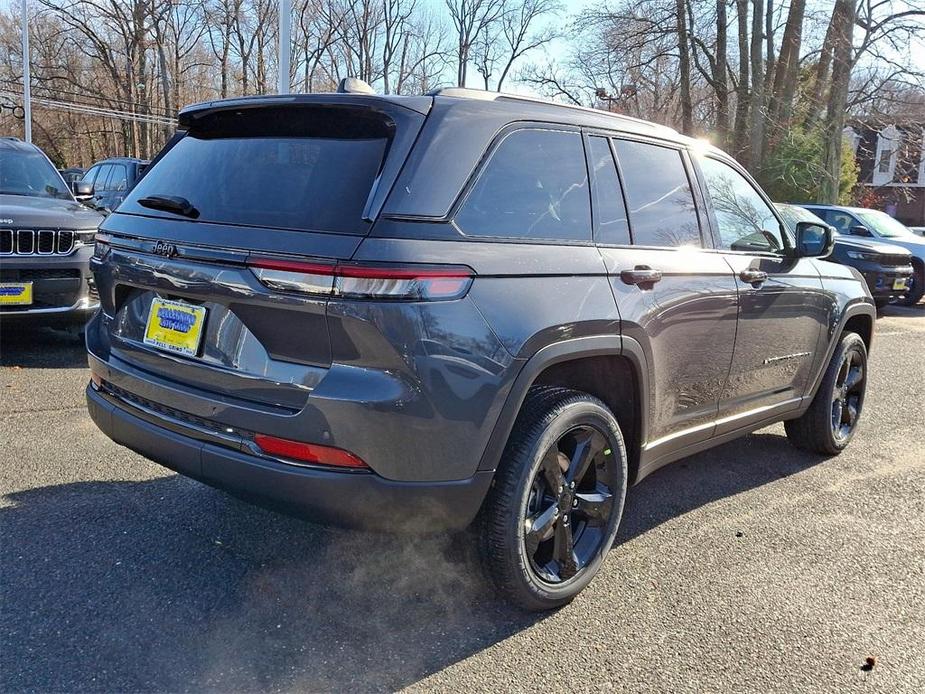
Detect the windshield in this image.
<box><xmin>0</xmin><ymin>149</ymin><xmax>71</xmax><ymax>200</ymax></box>
<box><xmin>856</xmin><ymin>210</ymin><xmax>915</xmax><ymax>238</ymax></box>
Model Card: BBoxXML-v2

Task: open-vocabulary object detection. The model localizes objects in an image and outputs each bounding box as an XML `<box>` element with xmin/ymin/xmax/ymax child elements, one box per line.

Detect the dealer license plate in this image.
<box><xmin>0</xmin><ymin>282</ymin><xmax>33</xmax><ymax>306</ymax></box>
<box><xmin>143</xmin><ymin>298</ymin><xmax>207</xmax><ymax>357</ymax></box>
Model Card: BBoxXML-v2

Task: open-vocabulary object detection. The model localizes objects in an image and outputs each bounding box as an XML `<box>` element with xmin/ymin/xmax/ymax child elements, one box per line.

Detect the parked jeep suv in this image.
<box><xmin>1</xmin><ymin>137</ymin><xmax>103</xmax><ymax>325</ymax></box>
<box><xmin>79</xmin><ymin>157</ymin><xmax>150</xmax><ymax>213</ymax></box>
<box><xmin>801</xmin><ymin>204</ymin><xmax>925</xmax><ymax>306</ymax></box>
<box><xmin>776</xmin><ymin>204</ymin><xmax>913</xmax><ymax>308</ymax></box>
<box><xmin>86</xmin><ymin>90</ymin><xmax>875</xmax><ymax>610</ymax></box>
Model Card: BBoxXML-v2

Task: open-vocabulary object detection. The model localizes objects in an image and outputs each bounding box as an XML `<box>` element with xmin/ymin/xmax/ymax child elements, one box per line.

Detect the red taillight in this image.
<box><xmin>253</xmin><ymin>434</ymin><xmax>369</xmax><ymax>469</ymax></box>
<box><xmin>247</xmin><ymin>258</ymin><xmax>473</xmax><ymax>301</ymax></box>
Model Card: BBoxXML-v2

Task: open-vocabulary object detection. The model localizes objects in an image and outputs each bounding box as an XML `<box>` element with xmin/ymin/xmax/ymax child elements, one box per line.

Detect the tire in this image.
<box><xmin>478</xmin><ymin>386</ymin><xmax>628</xmax><ymax>611</ymax></box>
<box><xmin>874</xmin><ymin>298</ymin><xmax>889</xmax><ymax>310</ymax></box>
<box><xmin>897</xmin><ymin>262</ymin><xmax>924</xmax><ymax>306</ymax></box>
<box><xmin>785</xmin><ymin>332</ymin><xmax>867</xmax><ymax>455</ymax></box>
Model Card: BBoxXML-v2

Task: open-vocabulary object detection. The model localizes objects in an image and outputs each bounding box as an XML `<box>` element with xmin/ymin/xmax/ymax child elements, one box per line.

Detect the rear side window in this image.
<box><xmin>588</xmin><ymin>136</ymin><xmax>630</xmax><ymax>245</ymax></box>
<box><xmin>122</xmin><ymin>108</ymin><xmax>391</xmax><ymax>234</ymax></box>
<box><xmin>613</xmin><ymin>140</ymin><xmax>701</xmax><ymax>248</ymax></box>
<box><xmin>455</xmin><ymin>129</ymin><xmax>591</xmax><ymax>242</ymax></box>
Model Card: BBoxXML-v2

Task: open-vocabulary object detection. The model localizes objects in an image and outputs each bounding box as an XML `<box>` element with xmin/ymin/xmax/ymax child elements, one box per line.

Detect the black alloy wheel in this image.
<box><xmin>831</xmin><ymin>347</ymin><xmax>865</xmax><ymax>444</ymax></box>
<box><xmin>479</xmin><ymin>387</ymin><xmax>628</xmax><ymax>611</ymax></box>
<box><xmin>523</xmin><ymin>425</ymin><xmax>619</xmax><ymax>584</ymax></box>
<box><xmin>785</xmin><ymin>331</ymin><xmax>868</xmax><ymax>455</ymax></box>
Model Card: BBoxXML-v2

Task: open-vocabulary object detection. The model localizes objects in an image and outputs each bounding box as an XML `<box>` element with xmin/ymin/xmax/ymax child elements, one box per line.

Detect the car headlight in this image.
<box><xmin>845</xmin><ymin>250</ymin><xmax>877</xmax><ymax>261</ymax></box>
<box><xmin>74</xmin><ymin>230</ymin><xmax>98</xmax><ymax>248</ymax></box>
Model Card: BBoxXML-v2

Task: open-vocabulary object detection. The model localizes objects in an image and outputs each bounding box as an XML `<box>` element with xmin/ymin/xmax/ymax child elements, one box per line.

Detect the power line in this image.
<box><xmin>1</xmin><ymin>90</ymin><xmax>176</xmax><ymax>126</ymax></box>
<box><xmin>0</xmin><ymin>77</ymin><xmax>177</xmax><ymax>119</ymax></box>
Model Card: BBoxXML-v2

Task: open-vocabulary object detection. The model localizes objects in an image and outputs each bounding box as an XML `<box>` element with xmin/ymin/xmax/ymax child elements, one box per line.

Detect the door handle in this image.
<box><xmin>621</xmin><ymin>266</ymin><xmax>663</xmax><ymax>287</ymax></box>
<box><xmin>739</xmin><ymin>268</ymin><xmax>768</xmax><ymax>286</ymax></box>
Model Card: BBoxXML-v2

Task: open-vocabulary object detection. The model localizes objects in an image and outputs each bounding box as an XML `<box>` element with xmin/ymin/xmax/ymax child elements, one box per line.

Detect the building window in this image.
<box><xmin>872</xmin><ymin>124</ymin><xmax>899</xmax><ymax>186</ymax></box>
<box><xmin>878</xmin><ymin>148</ymin><xmax>892</xmax><ymax>174</ymax></box>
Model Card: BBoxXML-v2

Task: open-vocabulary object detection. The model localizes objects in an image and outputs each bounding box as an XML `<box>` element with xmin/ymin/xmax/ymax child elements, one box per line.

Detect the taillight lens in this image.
<box><xmin>248</xmin><ymin>258</ymin><xmax>473</xmax><ymax>301</ymax></box>
<box><xmin>253</xmin><ymin>434</ymin><xmax>369</xmax><ymax>469</ymax></box>
<box><xmin>93</xmin><ymin>233</ymin><xmax>111</xmax><ymax>260</ymax></box>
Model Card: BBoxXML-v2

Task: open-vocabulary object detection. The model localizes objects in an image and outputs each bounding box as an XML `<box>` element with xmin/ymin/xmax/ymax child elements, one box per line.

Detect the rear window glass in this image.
<box><xmin>588</xmin><ymin>136</ymin><xmax>630</xmax><ymax>245</ymax></box>
<box><xmin>122</xmin><ymin>108</ymin><xmax>390</xmax><ymax>234</ymax></box>
<box><xmin>613</xmin><ymin>139</ymin><xmax>701</xmax><ymax>248</ymax></box>
<box><xmin>455</xmin><ymin>129</ymin><xmax>591</xmax><ymax>242</ymax></box>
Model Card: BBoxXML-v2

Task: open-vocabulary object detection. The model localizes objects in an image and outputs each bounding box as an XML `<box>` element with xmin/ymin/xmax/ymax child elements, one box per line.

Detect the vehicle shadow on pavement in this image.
<box><xmin>618</xmin><ymin>431</ymin><xmax>828</xmax><ymax>544</ymax></box>
<box><xmin>0</xmin><ymin>325</ymin><xmax>87</xmax><ymax>368</ymax></box>
<box><xmin>0</xmin><ymin>431</ymin><xmax>826</xmax><ymax>692</ymax></box>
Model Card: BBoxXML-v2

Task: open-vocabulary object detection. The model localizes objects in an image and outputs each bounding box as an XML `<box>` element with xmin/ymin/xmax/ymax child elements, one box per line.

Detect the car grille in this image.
<box><xmin>880</xmin><ymin>253</ymin><xmax>912</xmax><ymax>267</ymax></box>
<box><xmin>0</xmin><ymin>228</ymin><xmax>77</xmax><ymax>256</ymax></box>
<box><xmin>0</xmin><ymin>268</ymin><xmax>81</xmax><ymax>281</ymax></box>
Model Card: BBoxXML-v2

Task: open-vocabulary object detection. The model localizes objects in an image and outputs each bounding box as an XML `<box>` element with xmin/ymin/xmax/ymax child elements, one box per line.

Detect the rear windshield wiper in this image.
<box><xmin>136</xmin><ymin>194</ymin><xmax>200</xmax><ymax>219</ymax></box>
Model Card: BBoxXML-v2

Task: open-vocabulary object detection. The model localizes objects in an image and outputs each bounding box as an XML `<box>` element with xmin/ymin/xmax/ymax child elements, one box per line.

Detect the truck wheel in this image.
<box><xmin>478</xmin><ymin>387</ymin><xmax>627</xmax><ymax>611</ymax></box>
<box><xmin>896</xmin><ymin>263</ymin><xmax>924</xmax><ymax>306</ymax></box>
<box><xmin>785</xmin><ymin>332</ymin><xmax>867</xmax><ymax>455</ymax></box>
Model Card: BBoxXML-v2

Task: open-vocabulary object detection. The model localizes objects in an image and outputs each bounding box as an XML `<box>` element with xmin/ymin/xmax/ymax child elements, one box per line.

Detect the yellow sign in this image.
<box><xmin>0</xmin><ymin>282</ymin><xmax>33</xmax><ymax>305</ymax></box>
<box><xmin>143</xmin><ymin>298</ymin><xmax>207</xmax><ymax>357</ymax></box>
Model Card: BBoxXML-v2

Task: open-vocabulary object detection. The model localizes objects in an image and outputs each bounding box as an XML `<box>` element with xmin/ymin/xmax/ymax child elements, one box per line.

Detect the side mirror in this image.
<box><xmin>72</xmin><ymin>181</ymin><xmax>94</xmax><ymax>201</ymax></box>
<box><xmin>795</xmin><ymin>221</ymin><xmax>834</xmax><ymax>258</ymax></box>
<box><xmin>849</xmin><ymin>225</ymin><xmax>872</xmax><ymax>237</ymax></box>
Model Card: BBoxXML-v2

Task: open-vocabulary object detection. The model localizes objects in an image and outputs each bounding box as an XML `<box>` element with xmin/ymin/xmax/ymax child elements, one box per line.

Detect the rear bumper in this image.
<box><xmin>86</xmin><ymin>383</ymin><xmax>493</xmax><ymax>532</ymax></box>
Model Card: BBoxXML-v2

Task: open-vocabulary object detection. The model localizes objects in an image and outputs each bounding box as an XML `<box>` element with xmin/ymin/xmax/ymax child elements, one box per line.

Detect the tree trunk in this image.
<box><xmin>714</xmin><ymin>0</ymin><xmax>729</xmax><ymax>148</ymax></box>
<box><xmin>732</xmin><ymin>0</ymin><xmax>750</xmax><ymax>162</ymax></box>
<box><xmin>748</xmin><ymin>0</ymin><xmax>765</xmax><ymax>171</ymax></box>
<box><xmin>676</xmin><ymin>0</ymin><xmax>693</xmax><ymax>134</ymax></box>
<box><xmin>767</xmin><ymin>0</ymin><xmax>805</xmax><ymax>126</ymax></box>
<box><xmin>820</xmin><ymin>0</ymin><xmax>856</xmax><ymax>203</ymax></box>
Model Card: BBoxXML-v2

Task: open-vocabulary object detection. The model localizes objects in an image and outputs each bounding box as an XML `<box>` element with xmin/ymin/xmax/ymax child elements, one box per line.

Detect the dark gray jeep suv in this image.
<box><xmin>1</xmin><ymin>137</ymin><xmax>103</xmax><ymax>326</ymax></box>
<box><xmin>85</xmin><ymin>89</ymin><xmax>875</xmax><ymax>610</ymax></box>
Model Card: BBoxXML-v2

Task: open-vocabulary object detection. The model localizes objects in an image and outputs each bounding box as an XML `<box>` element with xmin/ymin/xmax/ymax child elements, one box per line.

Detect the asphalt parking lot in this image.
<box><xmin>1</xmin><ymin>305</ymin><xmax>923</xmax><ymax>693</ymax></box>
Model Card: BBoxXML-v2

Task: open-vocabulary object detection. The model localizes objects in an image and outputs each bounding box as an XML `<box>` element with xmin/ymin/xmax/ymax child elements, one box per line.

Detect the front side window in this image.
<box><xmin>613</xmin><ymin>140</ymin><xmax>701</xmax><ymax>248</ymax></box>
<box><xmin>820</xmin><ymin>210</ymin><xmax>856</xmax><ymax>235</ymax></box>
<box><xmin>81</xmin><ymin>166</ymin><xmax>100</xmax><ymax>186</ymax></box>
<box><xmin>0</xmin><ymin>149</ymin><xmax>70</xmax><ymax>200</ymax></box>
<box><xmin>455</xmin><ymin>129</ymin><xmax>591</xmax><ymax>242</ymax></box>
<box><xmin>109</xmin><ymin>164</ymin><xmax>128</xmax><ymax>192</ymax></box>
<box><xmin>698</xmin><ymin>156</ymin><xmax>784</xmax><ymax>253</ymax></box>
<box><xmin>95</xmin><ymin>165</ymin><xmax>115</xmax><ymax>192</ymax></box>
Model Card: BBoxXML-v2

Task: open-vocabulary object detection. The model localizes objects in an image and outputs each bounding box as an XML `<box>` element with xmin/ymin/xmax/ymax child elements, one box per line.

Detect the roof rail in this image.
<box><xmin>427</xmin><ymin>87</ymin><xmax>679</xmax><ymax>135</ymax></box>
<box><xmin>426</xmin><ymin>87</ymin><xmax>498</xmax><ymax>101</ymax></box>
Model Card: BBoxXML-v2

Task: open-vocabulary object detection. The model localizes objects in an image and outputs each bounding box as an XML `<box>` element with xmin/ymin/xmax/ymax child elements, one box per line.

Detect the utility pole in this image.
<box><xmin>21</xmin><ymin>0</ymin><xmax>31</xmax><ymax>142</ymax></box>
<box><xmin>278</xmin><ymin>0</ymin><xmax>291</xmax><ymax>94</ymax></box>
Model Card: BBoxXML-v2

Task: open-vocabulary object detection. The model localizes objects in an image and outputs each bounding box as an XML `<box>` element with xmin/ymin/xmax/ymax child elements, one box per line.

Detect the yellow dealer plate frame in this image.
<box><xmin>143</xmin><ymin>298</ymin><xmax>207</xmax><ymax>357</ymax></box>
<box><xmin>0</xmin><ymin>282</ymin><xmax>33</xmax><ymax>306</ymax></box>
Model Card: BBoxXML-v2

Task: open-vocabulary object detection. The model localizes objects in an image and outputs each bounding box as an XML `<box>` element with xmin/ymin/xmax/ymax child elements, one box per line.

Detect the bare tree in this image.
<box><xmin>472</xmin><ymin>0</ymin><xmax>560</xmax><ymax>91</ymax></box>
<box><xmin>446</xmin><ymin>0</ymin><xmax>506</xmax><ymax>87</ymax></box>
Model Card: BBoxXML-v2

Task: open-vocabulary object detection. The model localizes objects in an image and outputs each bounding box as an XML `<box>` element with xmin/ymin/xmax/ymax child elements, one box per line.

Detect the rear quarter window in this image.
<box><xmin>454</xmin><ymin>128</ymin><xmax>591</xmax><ymax>242</ymax></box>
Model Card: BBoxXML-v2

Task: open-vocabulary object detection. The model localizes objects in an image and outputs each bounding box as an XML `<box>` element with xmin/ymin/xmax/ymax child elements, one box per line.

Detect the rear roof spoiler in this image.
<box><xmin>178</xmin><ymin>93</ymin><xmax>433</xmax><ymax>128</ymax></box>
